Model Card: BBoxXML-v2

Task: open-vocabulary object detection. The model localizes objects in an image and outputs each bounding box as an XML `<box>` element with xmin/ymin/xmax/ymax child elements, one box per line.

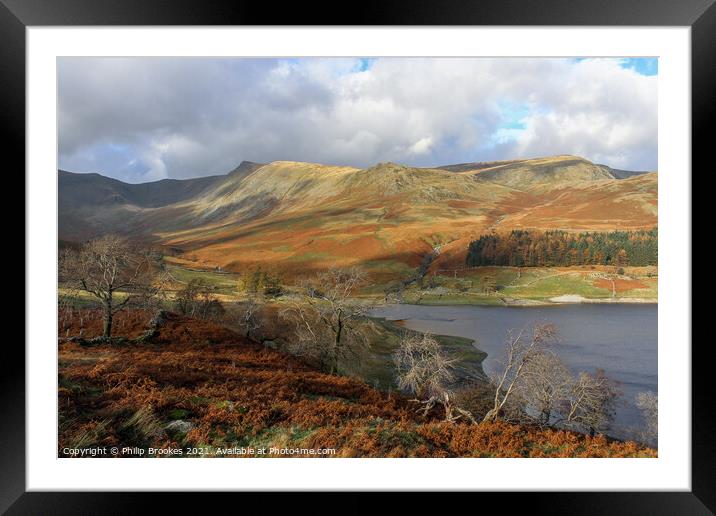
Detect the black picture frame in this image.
<box><xmin>4</xmin><ymin>0</ymin><xmax>709</xmax><ymax>512</ymax></box>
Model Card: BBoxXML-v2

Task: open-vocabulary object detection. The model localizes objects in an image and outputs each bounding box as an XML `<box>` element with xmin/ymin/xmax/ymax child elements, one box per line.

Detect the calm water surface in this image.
<box><xmin>370</xmin><ymin>303</ymin><xmax>657</xmax><ymax>441</ymax></box>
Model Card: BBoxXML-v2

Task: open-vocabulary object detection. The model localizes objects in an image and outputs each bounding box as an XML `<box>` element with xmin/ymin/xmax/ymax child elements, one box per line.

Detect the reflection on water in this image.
<box><xmin>370</xmin><ymin>303</ymin><xmax>657</xmax><ymax>442</ymax></box>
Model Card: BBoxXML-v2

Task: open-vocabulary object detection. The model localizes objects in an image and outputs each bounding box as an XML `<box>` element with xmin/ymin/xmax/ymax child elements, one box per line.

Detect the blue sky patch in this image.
<box><xmin>572</xmin><ymin>57</ymin><xmax>657</xmax><ymax>76</ymax></box>
<box><xmin>356</xmin><ymin>58</ymin><xmax>375</xmax><ymax>72</ymax></box>
<box><xmin>619</xmin><ymin>57</ymin><xmax>658</xmax><ymax>76</ymax></box>
<box><xmin>497</xmin><ymin>101</ymin><xmax>530</xmax><ymax>130</ymax></box>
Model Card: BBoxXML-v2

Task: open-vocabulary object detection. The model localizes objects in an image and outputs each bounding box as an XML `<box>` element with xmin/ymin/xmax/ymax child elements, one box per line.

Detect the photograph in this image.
<box><xmin>55</xmin><ymin>56</ymin><xmax>660</xmax><ymax>459</ymax></box>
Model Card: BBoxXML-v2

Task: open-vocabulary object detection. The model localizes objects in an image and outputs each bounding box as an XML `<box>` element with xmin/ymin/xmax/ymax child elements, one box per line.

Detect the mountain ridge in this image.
<box><xmin>58</xmin><ymin>155</ymin><xmax>657</xmax><ymax>279</ymax></box>
<box><xmin>60</xmin><ymin>155</ymin><xmax>653</xmax><ymax>192</ymax></box>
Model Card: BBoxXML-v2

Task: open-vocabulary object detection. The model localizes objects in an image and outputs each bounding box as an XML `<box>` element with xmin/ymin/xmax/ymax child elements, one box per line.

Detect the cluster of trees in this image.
<box><xmin>238</xmin><ymin>267</ymin><xmax>284</xmax><ymax>297</ymax></box>
<box><xmin>395</xmin><ymin>324</ymin><xmax>625</xmax><ymax>437</ymax></box>
<box><xmin>480</xmin><ymin>324</ymin><xmax>621</xmax><ymax>435</ymax></box>
<box><xmin>60</xmin><ymin>235</ymin><xmax>236</xmax><ymax>340</ymax></box>
<box><xmin>59</xmin><ymin>236</ymin><xmax>281</xmax><ymax>340</ymax></box>
<box><xmin>466</xmin><ymin>228</ymin><xmax>658</xmax><ymax>267</ymax></box>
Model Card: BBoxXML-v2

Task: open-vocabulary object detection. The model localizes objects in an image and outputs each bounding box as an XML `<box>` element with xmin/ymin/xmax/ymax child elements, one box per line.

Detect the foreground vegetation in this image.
<box><xmin>57</xmin><ymin>236</ymin><xmax>657</xmax><ymax>456</ymax></box>
<box><xmin>58</xmin><ymin>310</ymin><xmax>655</xmax><ymax>458</ymax></box>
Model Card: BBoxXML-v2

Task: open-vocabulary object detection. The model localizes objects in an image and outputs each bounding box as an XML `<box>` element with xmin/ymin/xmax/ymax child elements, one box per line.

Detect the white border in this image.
<box><xmin>27</xmin><ymin>27</ymin><xmax>691</xmax><ymax>491</ymax></box>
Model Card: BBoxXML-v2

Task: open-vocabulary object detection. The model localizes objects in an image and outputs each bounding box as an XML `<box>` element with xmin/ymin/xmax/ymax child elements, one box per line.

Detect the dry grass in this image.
<box><xmin>58</xmin><ymin>310</ymin><xmax>656</xmax><ymax>458</ymax></box>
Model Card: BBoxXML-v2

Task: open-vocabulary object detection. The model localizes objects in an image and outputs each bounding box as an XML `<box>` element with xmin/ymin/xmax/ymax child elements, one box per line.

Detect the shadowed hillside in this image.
<box><xmin>58</xmin><ymin>162</ymin><xmax>263</xmax><ymax>240</ymax></box>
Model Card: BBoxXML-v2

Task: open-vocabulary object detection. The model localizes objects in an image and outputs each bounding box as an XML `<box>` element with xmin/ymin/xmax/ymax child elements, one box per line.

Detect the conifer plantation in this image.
<box><xmin>466</xmin><ymin>229</ymin><xmax>658</xmax><ymax>268</ymax></box>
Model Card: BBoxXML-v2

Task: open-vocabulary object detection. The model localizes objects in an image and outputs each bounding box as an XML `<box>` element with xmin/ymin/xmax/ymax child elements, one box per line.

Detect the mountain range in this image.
<box><xmin>58</xmin><ymin>155</ymin><xmax>657</xmax><ymax>281</ymax></box>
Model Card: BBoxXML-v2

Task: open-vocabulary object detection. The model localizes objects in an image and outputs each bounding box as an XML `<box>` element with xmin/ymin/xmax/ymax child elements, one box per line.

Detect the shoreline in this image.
<box><xmin>410</xmin><ymin>295</ymin><xmax>657</xmax><ymax>307</ymax></box>
<box><xmin>370</xmin><ymin>301</ymin><xmax>656</xmax><ymax>445</ymax></box>
<box><xmin>546</xmin><ymin>295</ymin><xmax>656</xmax><ymax>305</ymax></box>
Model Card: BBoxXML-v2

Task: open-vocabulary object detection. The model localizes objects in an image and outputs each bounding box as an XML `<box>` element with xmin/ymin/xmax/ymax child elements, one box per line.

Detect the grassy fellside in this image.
<box><xmin>357</xmin><ymin>317</ymin><xmax>487</xmax><ymax>390</ymax></box>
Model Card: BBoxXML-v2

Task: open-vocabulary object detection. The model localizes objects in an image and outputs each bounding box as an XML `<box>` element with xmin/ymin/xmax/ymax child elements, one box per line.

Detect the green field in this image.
<box><xmin>162</xmin><ymin>263</ymin><xmax>657</xmax><ymax>305</ymax></box>
<box><xmin>400</xmin><ymin>266</ymin><xmax>657</xmax><ymax>305</ymax></box>
<box><xmin>165</xmin><ymin>264</ymin><xmax>241</xmax><ymax>294</ymax></box>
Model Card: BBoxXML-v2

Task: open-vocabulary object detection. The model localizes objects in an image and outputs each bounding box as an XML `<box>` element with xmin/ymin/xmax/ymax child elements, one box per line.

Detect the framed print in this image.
<box><xmin>5</xmin><ymin>0</ymin><xmax>710</xmax><ymax>511</ymax></box>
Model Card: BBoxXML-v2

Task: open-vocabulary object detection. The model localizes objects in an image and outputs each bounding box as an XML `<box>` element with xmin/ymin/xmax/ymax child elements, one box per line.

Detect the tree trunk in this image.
<box><xmin>331</xmin><ymin>318</ymin><xmax>343</xmax><ymax>375</ymax></box>
<box><xmin>482</xmin><ymin>408</ymin><xmax>499</xmax><ymax>423</ymax></box>
<box><xmin>103</xmin><ymin>300</ymin><xmax>113</xmax><ymax>338</ymax></box>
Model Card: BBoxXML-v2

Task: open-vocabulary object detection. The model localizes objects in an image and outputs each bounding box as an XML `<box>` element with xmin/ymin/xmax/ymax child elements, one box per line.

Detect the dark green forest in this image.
<box><xmin>466</xmin><ymin>228</ymin><xmax>658</xmax><ymax>267</ymax></box>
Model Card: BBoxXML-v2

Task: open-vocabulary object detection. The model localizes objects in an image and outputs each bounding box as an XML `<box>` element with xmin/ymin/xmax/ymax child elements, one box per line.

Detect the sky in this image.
<box><xmin>58</xmin><ymin>57</ymin><xmax>657</xmax><ymax>183</ymax></box>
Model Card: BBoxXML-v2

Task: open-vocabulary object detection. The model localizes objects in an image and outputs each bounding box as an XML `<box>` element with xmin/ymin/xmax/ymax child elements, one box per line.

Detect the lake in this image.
<box><xmin>369</xmin><ymin>303</ymin><xmax>657</xmax><ymax>442</ymax></box>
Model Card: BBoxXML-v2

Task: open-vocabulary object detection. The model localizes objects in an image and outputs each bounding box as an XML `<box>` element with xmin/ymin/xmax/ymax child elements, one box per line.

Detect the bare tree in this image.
<box><xmin>483</xmin><ymin>324</ymin><xmax>559</xmax><ymax>423</ymax></box>
<box><xmin>514</xmin><ymin>351</ymin><xmax>572</xmax><ymax>427</ymax></box>
<box><xmin>58</xmin><ymin>249</ymin><xmax>82</xmax><ymax>334</ymax></box>
<box><xmin>280</xmin><ymin>296</ymin><xmax>332</xmax><ymax>366</ymax></box>
<box><xmin>559</xmin><ymin>369</ymin><xmax>621</xmax><ymax>435</ymax></box>
<box><xmin>280</xmin><ymin>267</ymin><xmax>371</xmax><ymax>374</ymax></box>
<box><xmin>135</xmin><ymin>268</ymin><xmax>172</xmax><ymax>318</ymax></box>
<box><xmin>59</xmin><ymin>235</ymin><xmax>158</xmax><ymax>338</ymax></box>
<box><xmin>635</xmin><ymin>390</ymin><xmax>658</xmax><ymax>445</ymax></box>
<box><xmin>174</xmin><ymin>279</ymin><xmax>204</xmax><ymax>316</ymax></box>
<box><xmin>480</xmin><ymin>322</ymin><xmax>623</xmax><ymax>438</ymax></box>
<box><xmin>238</xmin><ymin>295</ymin><xmax>262</xmax><ymax>340</ymax></box>
<box><xmin>174</xmin><ymin>278</ymin><xmax>225</xmax><ymax>321</ymax></box>
<box><xmin>394</xmin><ymin>332</ymin><xmax>476</xmax><ymax>423</ymax></box>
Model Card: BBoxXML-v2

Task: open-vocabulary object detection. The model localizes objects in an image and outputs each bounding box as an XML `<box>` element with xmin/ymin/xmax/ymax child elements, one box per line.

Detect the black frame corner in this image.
<box><xmin>7</xmin><ymin>0</ymin><xmax>710</xmax><ymax>512</ymax></box>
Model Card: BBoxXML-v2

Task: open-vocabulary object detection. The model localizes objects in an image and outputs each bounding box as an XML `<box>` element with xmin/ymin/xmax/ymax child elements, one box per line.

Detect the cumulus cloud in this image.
<box><xmin>58</xmin><ymin>57</ymin><xmax>657</xmax><ymax>182</ymax></box>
